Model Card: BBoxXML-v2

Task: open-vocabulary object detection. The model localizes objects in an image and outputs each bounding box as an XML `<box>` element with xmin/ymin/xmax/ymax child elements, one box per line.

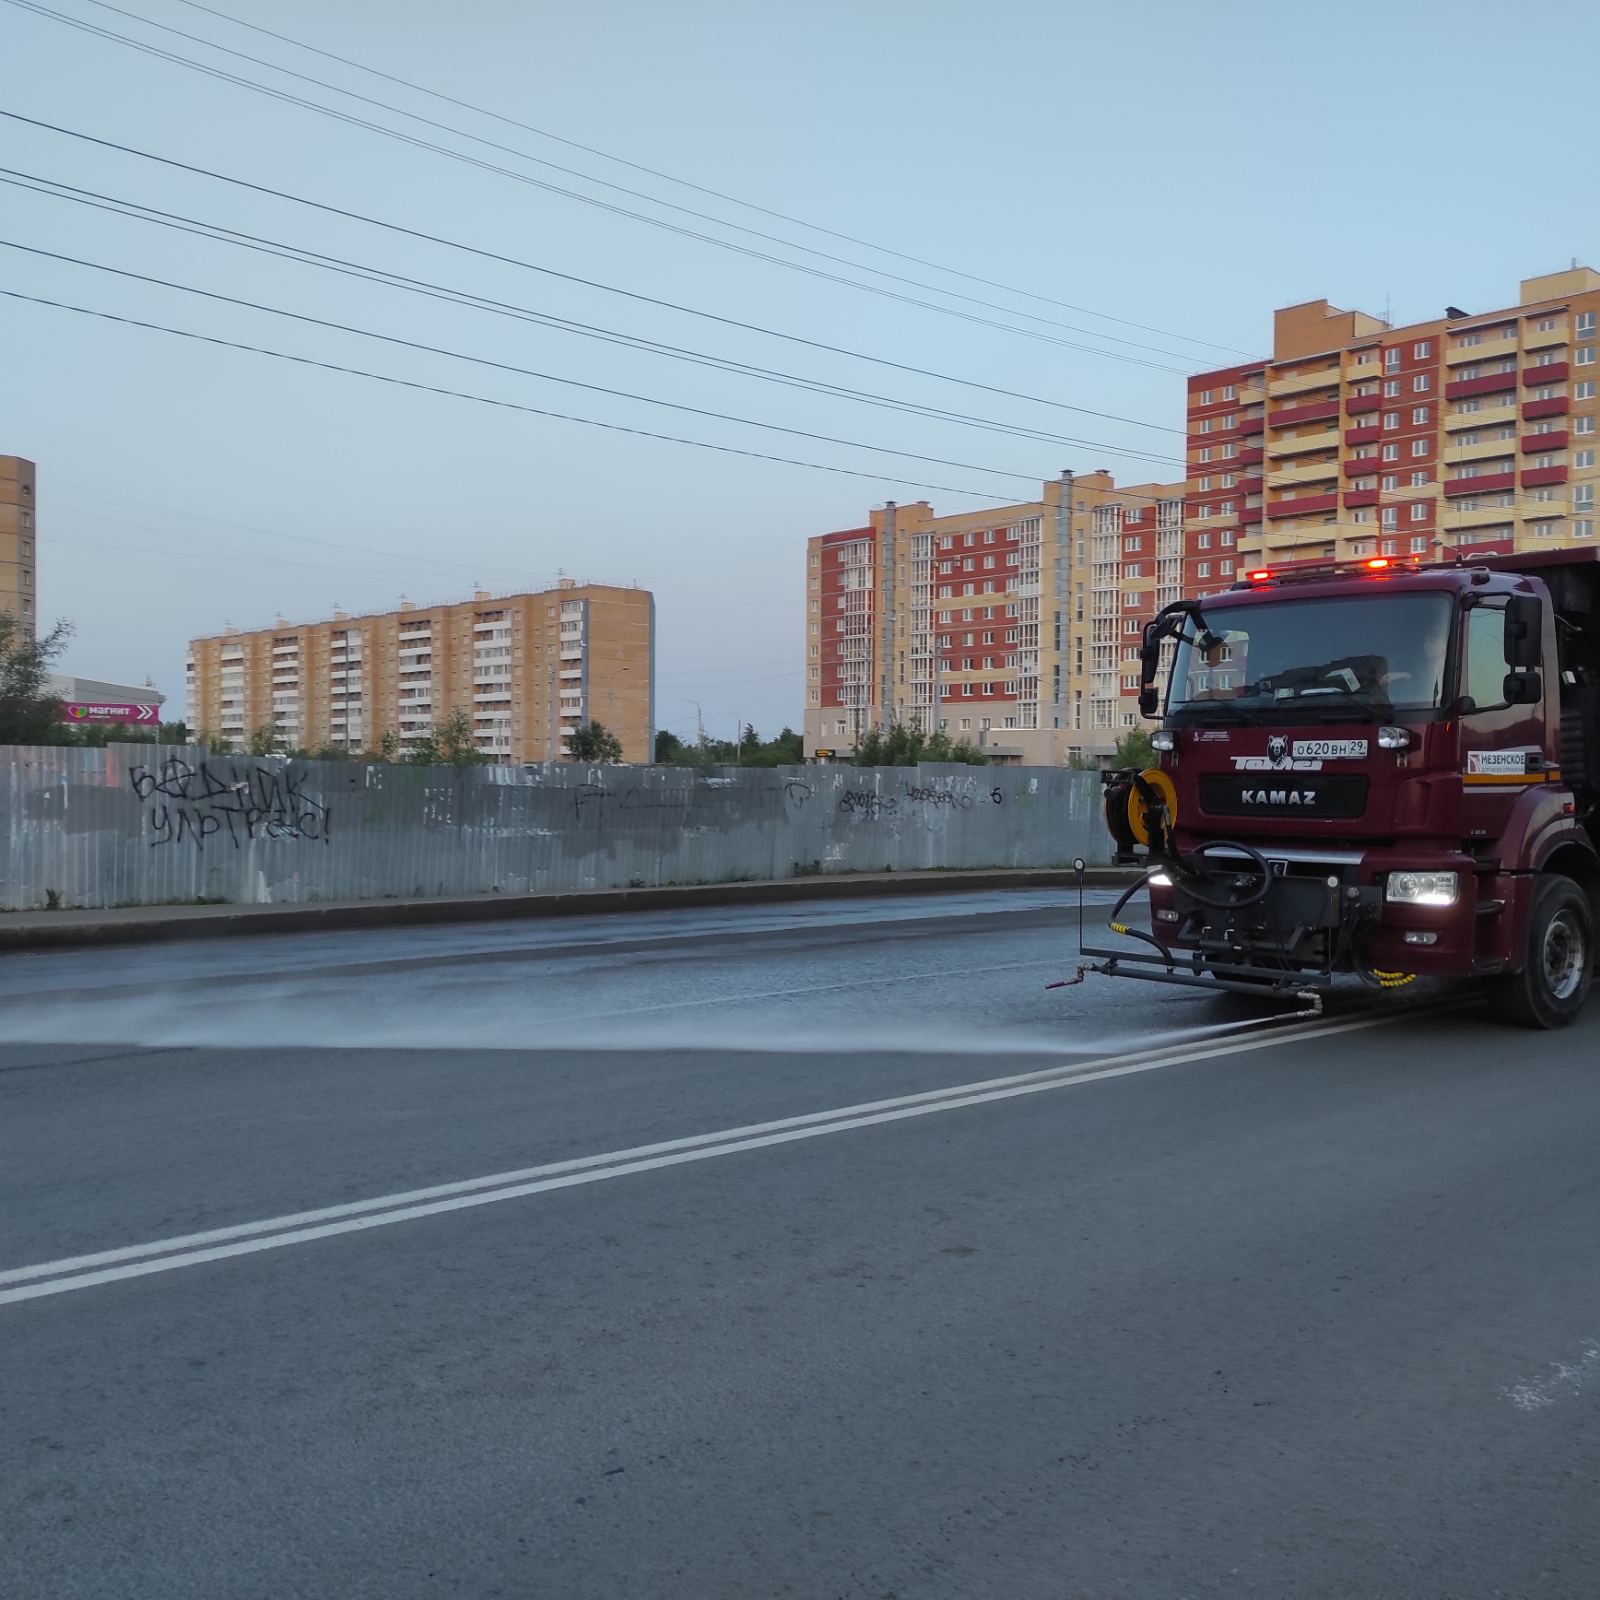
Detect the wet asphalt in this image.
<box><xmin>3</xmin><ymin>890</ymin><xmax>1599</xmax><ymax>1599</ymax></box>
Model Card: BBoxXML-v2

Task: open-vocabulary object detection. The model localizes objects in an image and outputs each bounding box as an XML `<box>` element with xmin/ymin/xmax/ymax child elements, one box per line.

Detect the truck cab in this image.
<box><xmin>1105</xmin><ymin>548</ymin><xmax>1600</xmax><ymax>1027</ymax></box>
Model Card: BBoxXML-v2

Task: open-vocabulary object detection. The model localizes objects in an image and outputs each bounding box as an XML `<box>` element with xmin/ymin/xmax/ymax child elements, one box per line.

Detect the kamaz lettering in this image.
<box><xmin>1241</xmin><ymin>788</ymin><xmax>1316</xmax><ymax>806</ymax></box>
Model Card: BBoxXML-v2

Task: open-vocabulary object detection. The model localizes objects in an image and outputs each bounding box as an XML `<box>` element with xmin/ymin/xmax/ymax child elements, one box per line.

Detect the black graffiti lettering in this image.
<box><xmin>133</xmin><ymin>760</ymin><xmax>332</xmax><ymax>851</ymax></box>
<box><xmin>839</xmin><ymin>790</ymin><xmax>897</xmax><ymax>820</ymax></box>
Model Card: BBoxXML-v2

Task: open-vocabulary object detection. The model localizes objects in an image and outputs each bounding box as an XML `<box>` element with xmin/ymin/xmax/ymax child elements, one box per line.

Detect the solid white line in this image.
<box><xmin>0</xmin><ymin>1006</ymin><xmax>1427</xmax><ymax>1308</ymax></box>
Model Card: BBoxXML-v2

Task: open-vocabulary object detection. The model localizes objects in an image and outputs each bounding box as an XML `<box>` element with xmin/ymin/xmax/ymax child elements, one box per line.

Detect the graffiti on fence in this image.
<box><xmin>130</xmin><ymin>758</ymin><xmax>332</xmax><ymax>850</ymax></box>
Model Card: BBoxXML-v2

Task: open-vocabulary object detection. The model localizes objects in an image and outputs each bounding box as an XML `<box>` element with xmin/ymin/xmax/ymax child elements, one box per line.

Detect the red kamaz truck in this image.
<box><xmin>1090</xmin><ymin>547</ymin><xmax>1600</xmax><ymax>1028</ymax></box>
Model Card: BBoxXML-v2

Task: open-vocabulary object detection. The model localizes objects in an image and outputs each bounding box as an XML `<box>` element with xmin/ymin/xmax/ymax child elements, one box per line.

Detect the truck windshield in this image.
<box><xmin>1167</xmin><ymin>591</ymin><xmax>1454</xmax><ymax>721</ymax></box>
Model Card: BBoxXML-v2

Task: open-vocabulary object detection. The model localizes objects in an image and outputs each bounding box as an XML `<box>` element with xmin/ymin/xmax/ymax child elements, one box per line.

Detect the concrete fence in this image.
<box><xmin>0</xmin><ymin>745</ymin><xmax>1111</xmax><ymax>911</ymax></box>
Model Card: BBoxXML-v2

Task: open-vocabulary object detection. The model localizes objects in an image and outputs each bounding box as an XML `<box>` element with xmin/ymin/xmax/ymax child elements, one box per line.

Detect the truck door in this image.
<box><xmin>1457</xmin><ymin>596</ymin><xmax>1549</xmax><ymax>838</ymax></box>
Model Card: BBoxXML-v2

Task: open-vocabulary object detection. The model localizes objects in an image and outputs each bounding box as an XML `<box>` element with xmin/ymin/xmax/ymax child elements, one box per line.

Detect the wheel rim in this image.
<box><xmin>1543</xmin><ymin>908</ymin><xmax>1587</xmax><ymax>1003</ymax></box>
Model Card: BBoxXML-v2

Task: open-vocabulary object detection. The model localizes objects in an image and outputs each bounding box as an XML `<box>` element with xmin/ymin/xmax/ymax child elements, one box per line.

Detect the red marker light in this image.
<box><xmin>1246</xmin><ymin>569</ymin><xmax>1272</xmax><ymax>582</ymax></box>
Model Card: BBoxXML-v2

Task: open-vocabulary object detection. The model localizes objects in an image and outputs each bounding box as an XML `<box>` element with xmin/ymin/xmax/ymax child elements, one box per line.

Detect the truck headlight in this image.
<box><xmin>1386</xmin><ymin>870</ymin><xmax>1458</xmax><ymax>907</ymax></box>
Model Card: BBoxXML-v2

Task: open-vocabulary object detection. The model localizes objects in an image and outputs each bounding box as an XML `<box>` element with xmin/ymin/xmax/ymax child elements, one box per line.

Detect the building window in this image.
<box><xmin>1382</xmin><ymin>444</ymin><xmax>1399</xmax><ymax>461</ymax></box>
<box><xmin>1124</xmin><ymin>618</ymin><xmax>1142</xmax><ymax>634</ymax></box>
<box><xmin>1197</xmin><ymin>532</ymin><xmax>1212</xmax><ymax>549</ymax></box>
<box><xmin>1410</xmin><ymin>536</ymin><xmax>1430</xmax><ymax>553</ymax></box>
<box><xmin>1579</xmin><ymin>347</ymin><xmax>1598</xmax><ymax>367</ymax></box>
<box><xmin>1382</xmin><ymin>507</ymin><xmax>1398</xmax><ymax>529</ymax></box>
<box><xmin>1381</xmin><ymin>539</ymin><xmax>1400</xmax><ymax>555</ymax></box>
<box><xmin>1579</xmin><ymin>312</ymin><xmax>1598</xmax><ymax>336</ymax></box>
<box><xmin>1411</xmin><ymin>438</ymin><xmax>1430</xmax><ymax>457</ymax></box>
<box><xmin>1412</xmin><ymin>407</ymin><xmax>1430</xmax><ymax>425</ymax></box>
<box><xmin>1413</xmin><ymin>374</ymin><xmax>1431</xmax><ymax>393</ymax></box>
<box><xmin>1195</xmin><ymin>561</ymin><xmax>1212</xmax><ymax>578</ymax></box>
<box><xmin>1577</xmin><ymin>381</ymin><xmax>1597</xmax><ymax>400</ymax></box>
<box><xmin>1576</xmin><ymin>417</ymin><xmax>1596</xmax><ymax>436</ymax></box>
<box><xmin>1198</xmin><ymin>388</ymin><xmax>1213</xmax><ymax>405</ymax></box>
<box><xmin>1220</xmin><ymin>530</ymin><xmax>1235</xmax><ymax>546</ymax></box>
<box><xmin>1577</xmin><ymin>449</ymin><xmax>1596</xmax><ymax>468</ymax></box>
<box><xmin>1222</xmin><ymin>384</ymin><xmax>1237</xmax><ymax>400</ymax></box>
<box><xmin>1383</xmin><ymin>474</ymin><xmax>1399</xmax><ymax>490</ymax></box>
<box><xmin>1533</xmin><ymin>521</ymin><xmax>1556</xmax><ymax>538</ymax></box>
<box><xmin>1385</xmin><ymin>348</ymin><xmax>1401</xmax><ymax>370</ymax></box>
<box><xmin>1383</xmin><ymin>412</ymin><xmax>1399</xmax><ymax>430</ymax></box>
<box><xmin>1414</xmin><ymin>340</ymin><xmax>1432</xmax><ymax>359</ymax></box>
<box><xmin>1197</xmin><ymin>447</ymin><xmax>1212</xmax><ymax>463</ymax></box>
<box><xmin>1220</xmin><ymin>559</ymin><xmax>1235</xmax><ymax>575</ymax></box>
<box><xmin>1125</xmin><ymin>562</ymin><xmax>1143</xmax><ymax>577</ymax></box>
<box><xmin>1410</xmin><ymin>503</ymin><xmax>1428</xmax><ymax>521</ymax></box>
<box><xmin>1457</xmin><ymin>332</ymin><xmax>1483</xmax><ymax>348</ymax></box>
<box><xmin>1577</xmin><ymin>486</ymin><xmax>1596</xmax><ymax>512</ymax></box>
<box><xmin>1384</xmin><ymin>379</ymin><xmax>1401</xmax><ymax>397</ymax></box>
<box><xmin>1410</xmin><ymin>470</ymin><xmax>1430</xmax><ymax>486</ymax></box>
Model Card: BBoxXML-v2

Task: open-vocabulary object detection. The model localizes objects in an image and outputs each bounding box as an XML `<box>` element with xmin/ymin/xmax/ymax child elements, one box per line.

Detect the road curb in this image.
<box><xmin>0</xmin><ymin>868</ymin><xmax>1140</xmax><ymax>953</ymax></box>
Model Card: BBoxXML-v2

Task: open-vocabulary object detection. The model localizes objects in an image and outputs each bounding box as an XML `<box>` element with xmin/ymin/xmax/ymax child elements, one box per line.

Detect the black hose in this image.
<box><xmin>1175</xmin><ymin>840</ymin><xmax>1273</xmax><ymax>910</ymax></box>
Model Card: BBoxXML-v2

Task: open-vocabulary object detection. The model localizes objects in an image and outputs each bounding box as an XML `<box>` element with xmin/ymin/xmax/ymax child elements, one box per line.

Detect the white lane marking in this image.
<box><xmin>0</xmin><ymin>1006</ymin><xmax>1428</xmax><ymax>1307</ymax></box>
<box><xmin>1506</xmin><ymin>1341</ymin><xmax>1600</xmax><ymax>1412</ymax></box>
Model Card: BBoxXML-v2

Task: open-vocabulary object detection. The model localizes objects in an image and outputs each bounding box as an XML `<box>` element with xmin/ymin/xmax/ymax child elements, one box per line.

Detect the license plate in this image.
<box><xmin>1292</xmin><ymin>739</ymin><xmax>1368</xmax><ymax>760</ymax></box>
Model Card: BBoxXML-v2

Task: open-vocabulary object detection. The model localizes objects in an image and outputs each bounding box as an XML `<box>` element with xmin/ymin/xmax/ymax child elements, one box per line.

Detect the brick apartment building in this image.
<box><xmin>0</xmin><ymin>455</ymin><xmax>37</xmax><ymax>638</ymax></box>
<box><xmin>1186</xmin><ymin>265</ymin><xmax>1600</xmax><ymax>573</ymax></box>
<box><xmin>187</xmin><ymin>581</ymin><xmax>654</xmax><ymax>764</ymax></box>
<box><xmin>803</xmin><ymin>471</ymin><xmax>1185</xmax><ymax>764</ymax></box>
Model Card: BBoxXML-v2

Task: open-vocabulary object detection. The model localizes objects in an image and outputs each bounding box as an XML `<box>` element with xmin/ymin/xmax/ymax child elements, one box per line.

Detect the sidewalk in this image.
<box><xmin>0</xmin><ymin>867</ymin><xmax>1138</xmax><ymax>953</ymax></box>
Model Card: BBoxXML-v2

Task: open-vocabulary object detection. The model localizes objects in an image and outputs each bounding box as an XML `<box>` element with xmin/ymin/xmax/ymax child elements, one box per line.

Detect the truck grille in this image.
<box><xmin>1198</xmin><ymin>774</ymin><xmax>1369</xmax><ymax>820</ymax></box>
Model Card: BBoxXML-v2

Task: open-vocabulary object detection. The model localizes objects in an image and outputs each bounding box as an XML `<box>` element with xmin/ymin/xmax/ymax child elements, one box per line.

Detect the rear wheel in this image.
<box><xmin>1485</xmin><ymin>875</ymin><xmax>1593</xmax><ymax>1029</ymax></box>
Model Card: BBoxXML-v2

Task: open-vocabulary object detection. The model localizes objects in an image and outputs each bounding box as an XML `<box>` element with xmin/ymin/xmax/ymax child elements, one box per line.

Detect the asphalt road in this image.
<box><xmin>4</xmin><ymin>889</ymin><xmax>1600</xmax><ymax>1599</ymax></box>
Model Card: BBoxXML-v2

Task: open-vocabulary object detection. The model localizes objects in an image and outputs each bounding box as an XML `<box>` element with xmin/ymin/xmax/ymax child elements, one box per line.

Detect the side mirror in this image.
<box><xmin>1503</xmin><ymin>594</ymin><xmax>1543</xmax><ymax>670</ymax></box>
<box><xmin>1503</xmin><ymin>670</ymin><xmax>1542</xmax><ymax>706</ymax></box>
<box><xmin>1138</xmin><ymin>685</ymin><xmax>1161</xmax><ymax>718</ymax></box>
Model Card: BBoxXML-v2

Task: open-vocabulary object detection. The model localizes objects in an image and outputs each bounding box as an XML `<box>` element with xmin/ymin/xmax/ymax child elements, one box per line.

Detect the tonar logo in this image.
<box><xmin>1267</xmin><ymin>735</ymin><xmax>1288</xmax><ymax>764</ymax></box>
<box><xmin>1240</xmin><ymin>787</ymin><xmax>1318</xmax><ymax>807</ymax></box>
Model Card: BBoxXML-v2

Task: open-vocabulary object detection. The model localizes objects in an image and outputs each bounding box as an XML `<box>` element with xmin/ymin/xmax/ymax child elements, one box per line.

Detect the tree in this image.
<box><xmin>407</xmin><ymin>709</ymin><xmax>487</xmax><ymax>768</ymax></box>
<box><xmin>854</xmin><ymin>722</ymin><xmax>987</xmax><ymax>767</ymax></box>
<box><xmin>654</xmin><ymin>728</ymin><xmax>686</xmax><ymax>764</ymax></box>
<box><xmin>0</xmin><ymin>615</ymin><xmax>73</xmax><ymax>746</ymax></box>
<box><xmin>246</xmin><ymin>725</ymin><xmax>282</xmax><ymax>757</ymax></box>
<box><xmin>366</xmin><ymin>729</ymin><xmax>400</xmax><ymax>763</ymax></box>
<box><xmin>566</xmin><ymin>719</ymin><xmax>624</xmax><ymax>763</ymax></box>
<box><xmin>1114</xmin><ymin>726</ymin><xmax>1156</xmax><ymax>770</ymax></box>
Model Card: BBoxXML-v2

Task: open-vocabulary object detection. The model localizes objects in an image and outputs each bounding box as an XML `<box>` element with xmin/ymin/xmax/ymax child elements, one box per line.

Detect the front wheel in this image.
<box><xmin>1485</xmin><ymin>875</ymin><xmax>1594</xmax><ymax>1029</ymax></box>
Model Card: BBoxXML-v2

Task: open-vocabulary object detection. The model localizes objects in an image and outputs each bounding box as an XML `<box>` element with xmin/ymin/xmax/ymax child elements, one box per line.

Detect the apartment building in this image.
<box><xmin>0</xmin><ymin>455</ymin><xmax>38</xmax><ymax>638</ymax></box>
<box><xmin>804</xmin><ymin>471</ymin><xmax>1185</xmax><ymax>763</ymax></box>
<box><xmin>187</xmin><ymin>581</ymin><xmax>654</xmax><ymax>764</ymax></box>
<box><xmin>1187</xmin><ymin>266</ymin><xmax>1600</xmax><ymax>572</ymax></box>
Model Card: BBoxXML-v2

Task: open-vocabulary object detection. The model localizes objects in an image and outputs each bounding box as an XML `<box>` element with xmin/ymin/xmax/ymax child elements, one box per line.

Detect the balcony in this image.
<box><xmin>1343</xmin><ymin>489</ymin><xmax>1380</xmax><ymax>509</ymax></box>
<box><xmin>1346</xmin><ymin>425</ymin><xmax>1381</xmax><ymax>447</ymax></box>
<box><xmin>1238</xmin><ymin>445</ymin><xmax>1264</xmax><ymax>465</ymax></box>
<box><xmin>1343</xmin><ymin>457</ymin><xmax>1381</xmax><ymax>479</ymax></box>
<box><xmin>1344</xmin><ymin>357</ymin><xmax>1382</xmax><ymax>384</ymax></box>
<box><xmin>1446</xmin><ymin>330</ymin><xmax>1518</xmax><ymax>366</ymax></box>
<box><xmin>1236</xmin><ymin>383</ymin><xmax>1266</xmax><ymax>405</ymax></box>
<box><xmin>1524</xmin><ymin>361</ymin><xmax>1570</xmax><ymax>385</ymax></box>
<box><xmin>1267</xmin><ymin>367</ymin><xmax>1341</xmax><ymax>399</ymax></box>
<box><xmin>1267</xmin><ymin>399</ymin><xmax>1340</xmax><ymax>429</ymax></box>
<box><xmin>1346</xmin><ymin>393</ymin><xmax>1383</xmax><ymax>415</ymax></box>
<box><xmin>1240</xmin><ymin>416</ymin><xmax>1265</xmax><ymax>436</ymax></box>
<box><xmin>1443</xmin><ymin>471</ymin><xmax>1516</xmax><ymax>498</ymax></box>
<box><xmin>1522</xmin><ymin>465</ymin><xmax>1570</xmax><ymax>488</ymax></box>
<box><xmin>1441</xmin><ymin>506</ymin><xmax>1518</xmax><ymax>532</ymax></box>
<box><xmin>1235</xmin><ymin>474</ymin><xmax>1263</xmax><ymax>494</ymax></box>
<box><xmin>1445</xmin><ymin>402</ymin><xmax>1518</xmax><ymax>431</ymax></box>
<box><xmin>1265</xmin><ymin>493</ymin><xmax>1338</xmax><ymax>519</ymax></box>
<box><xmin>1523</xmin><ymin>320</ymin><xmax>1568</xmax><ymax>351</ymax></box>
<box><xmin>1267</xmin><ymin>427</ymin><xmax>1341</xmax><ymax>458</ymax></box>
<box><xmin>1522</xmin><ymin>430</ymin><xmax>1569</xmax><ymax>453</ymax></box>
<box><xmin>1268</xmin><ymin>458</ymin><xmax>1340</xmax><ymax>488</ymax></box>
<box><xmin>1524</xmin><ymin>396</ymin><xmax>1570</xmax><ymax>420</ymax></box>
<box><xmin>1240</xmin><ymin>505</ymin><xmax>1263</xmax><ymax>525</ymax></box>
<box><xmin>1445</xmin><ymin>437</ymin><xmax>1517</xmax><ymax>465</ymax></box>
<box><xmin>1445</xmin><ymin>371</ymin><xmax>1519</xmax><ymax>401</ymax></box>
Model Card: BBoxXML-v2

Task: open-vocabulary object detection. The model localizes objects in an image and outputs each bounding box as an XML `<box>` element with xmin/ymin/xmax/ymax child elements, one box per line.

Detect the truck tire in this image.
<box><xmin>1485</xmin><ymin>874</ymin><xmax>1594</xmax><ymax>1029</ymax></box>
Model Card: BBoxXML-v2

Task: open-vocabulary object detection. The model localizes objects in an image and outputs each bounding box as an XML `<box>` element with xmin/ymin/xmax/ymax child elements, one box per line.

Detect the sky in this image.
<box><xmin>4</xmin><ymin>0</ymin><xmax>1599</xmax><ymax>747</ymax></box>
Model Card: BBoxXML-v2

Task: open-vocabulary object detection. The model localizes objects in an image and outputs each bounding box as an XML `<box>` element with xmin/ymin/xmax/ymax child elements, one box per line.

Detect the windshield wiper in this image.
<box><xmin>1172</xmin><ymin>702</ymin><xmax>1265</xmax><ymax>726</ymax></box>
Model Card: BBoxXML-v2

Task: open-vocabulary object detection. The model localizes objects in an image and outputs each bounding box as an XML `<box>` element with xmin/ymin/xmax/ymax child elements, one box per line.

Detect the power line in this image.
<box><xmin>0</xmin><ymin>111</ymin><xmax>1187</xmax><ymax>438</ymax></box>
<box><xmin>44</xmin><ymin>0</ymin><xmax>1221</xmax><ymax>364</ymax></box>
<box><xmin>0</xmin><ymin>237</ymin><xmax>1086</xmax><ymax>483</ymax></box>
<box><xmin>168</xmin><ymin>0</ymin><xmax>1252</xmax><ymax>359</ymax></box>
<box><xmin>3</xmin><ymin>0</ymin><xmax>1194</xmax><ymax>372</ymax></box>
<box><xmin>0</xmin><ymin>168</ymin><xmax>1183</xmax><ymax>466</ymax></box>
<box><xmin>2</xmin><ymin>288</ymin><xmax>1039</xmax><ymax>501</ymax></box>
